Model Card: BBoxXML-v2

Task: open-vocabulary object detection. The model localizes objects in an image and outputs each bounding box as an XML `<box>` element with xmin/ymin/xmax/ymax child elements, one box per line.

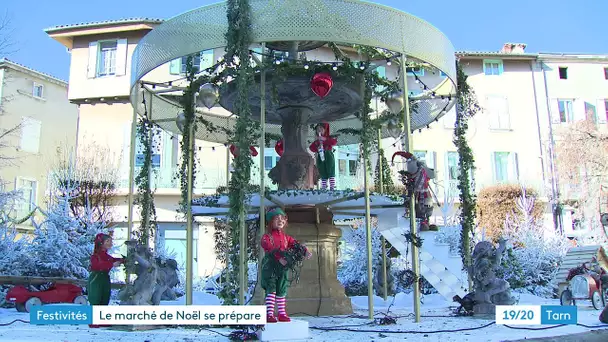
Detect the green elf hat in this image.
<box><xmin>266</xmin><ymin>207</ymin><xmax>286</xmax><ymax>223</ymax></box>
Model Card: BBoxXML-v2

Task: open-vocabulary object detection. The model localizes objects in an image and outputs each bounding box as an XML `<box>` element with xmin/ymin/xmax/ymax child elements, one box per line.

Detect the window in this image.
<box><xmin>486</xmin><ymin>96</ymin><xmax>510</xmax><ymax>130</ymax></box>
<box><xmin>88</xmin><ymin>39</ymin><xmax>127</xmax><ymax>78</ymax></box>
<box><xmin>585</xmin><ymin>102</ymin><xmax>598</xmax><ymax>123</ymax></box>
<box><xmin>559</xmin><ymin>67</ymin><xmax>568</xmax><ymax>80</ymax></box>
<box><xmin>446</xmin><ymin>152</ymin><xmax>460</xmax><ymax>181</ymax></box>
<box><xmin>16</xmin><ymin>178</ymin><xmax>37</xmax><ymax>217</ymax></box>
<box><xmin>414</xmin><ymin>151</ymin><xmax>427</xmax><ymax>164</ymax></box>
<box><xmin>492</xmin><ymin>152</ymin><xmax>519</xmax><ymax>183</ymax></box>
<box><xmin>440</xmin><ymin>71</ymin><xmax>447</xmax><ymax>77</ymax></box>
<box><xmin>558</xmin><ymin>99</ymin><xmax>574</xmax><ymax>123</ymax></box>
<box><xmin>170</xmin><ymin>50</ymin><xmax>214</xmax><ymax>75</ymax></box>
<box><xmin>264</xmin><ymin>156</ymin><xmax>280</xmax><ymax>170</ymax></box>
<box><xmin>97</xmin><ymin>41</ymin><xmax>117</xmax><ymax>76</ymax></box>
<box><xmin>348</xmin><ymin>160</ymin><xmax>357</xmax><ymax>176</ymax></box>
<box><xmin>406</xmin><ymin>67</ymin><xmax>424</xmax><ymax>77</ymax></box>
<box><xmin>339</xmin><ymin>159</ymin><xmax>347</xmax><ymax>176</ymax></box>
<box><xmin>32</xmin><ymin>83</ymin><xmax>44</xmax><ymax>98</ymax></box>
<box><xmin>605</xmin><ymin>99</ymin><xmax>608</xmax><ymax>123</ymax></box>
<box><xmin>604</xmin><ymin>67</ymin><xmax>608</xmax><ymax>80</ymax></box>
<box><xmin>20</xmin><ymin>117</ymin><xmax>41</xmax><ymax>153</ymax></box>
<box><xmin>135</xmin><ymin>127</ymin><xmax>163</xmax><ymax>168</ymax></box>
<box><xmin>483</xmin><ymin>59</ymin><xmax>503</xmax><ymax>76</ymax></box>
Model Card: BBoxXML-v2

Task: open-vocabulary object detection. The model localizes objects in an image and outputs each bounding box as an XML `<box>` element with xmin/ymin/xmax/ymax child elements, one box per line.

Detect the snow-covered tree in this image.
<box><xmin>338</xmin><ymin>218</ymin><xmax>384</xmax><ymax>295</ymax></box>
<box><xmin>25</xmin><ymin>155</ymin><xmax>110</xmax><ymax>279</ymax></box>
<box><xmin>499</xmin><ymin>188</ymin><xmax>571</xmax><ymax>297</ymax></box>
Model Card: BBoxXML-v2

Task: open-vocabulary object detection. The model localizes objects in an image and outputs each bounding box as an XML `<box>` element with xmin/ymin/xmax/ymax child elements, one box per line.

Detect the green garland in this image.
<box><xmin>133</xmin><ymin>116</ymin><xmax>158</xmax><ymax>246</ymax></box>
<box><xmin>221</xmin><ymin>0</ymin><xmax>258</xmax><ymax>305</ymax></box>
<box><xmin>453</xmin><ymin>62</ymin><xmax>481</xmax><ymax>272</ymax></box>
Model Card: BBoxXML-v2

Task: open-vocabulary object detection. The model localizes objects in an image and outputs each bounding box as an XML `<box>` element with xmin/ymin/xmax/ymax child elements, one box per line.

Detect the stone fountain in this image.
<box><xmin>218</xmin><ymin>41</ymin><xmax>361</xmax><ymax>315</ymax></box>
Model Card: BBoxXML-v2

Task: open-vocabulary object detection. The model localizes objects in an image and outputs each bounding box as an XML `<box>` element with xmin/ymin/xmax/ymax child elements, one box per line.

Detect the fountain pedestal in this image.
<box><xmin>253</xmin><ymin>206</ymin><xmax>353</xmax><ymax>316</ymax></box>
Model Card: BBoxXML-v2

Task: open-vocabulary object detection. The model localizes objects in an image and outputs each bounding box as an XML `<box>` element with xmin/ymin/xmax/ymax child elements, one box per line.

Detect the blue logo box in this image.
<box><xmin>30</xmin><ymin>305</ymin><xmax>92</xmax><ymax>325</ymax></box>
<box><xmin>540</xmin><ymin>305</ymin><xmax>577</xmax><ymax>325</ymax></box>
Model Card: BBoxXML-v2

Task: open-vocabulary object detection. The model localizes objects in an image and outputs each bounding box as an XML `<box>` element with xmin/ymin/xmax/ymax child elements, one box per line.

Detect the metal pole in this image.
<box><xmin>257</xmin><ymin>42</ymin><xmax>267</xmax><ymax>302</ymax></box>
<box><xmin>127</xmin><ymin>108</ymin><xmax>137</xmax><ymax>242</ymax></box>
<box><xmin>361</xmin><ymin>77</ymin><xmax>374</xmax><ymax>320</ymax></box>
<box><xmin>185</xmin><ymin>103</ymin><xmax>195</xmax><ymax>306</ymax></box>
<box><xmin>378</xmin><ymin>129</ymin><xmax>388</xmax><ymax>301</ymax></box>
<box><xmin>401</xmin><ymin>56</ymin><xmax>421</xmax><ymax>323</ymax></box>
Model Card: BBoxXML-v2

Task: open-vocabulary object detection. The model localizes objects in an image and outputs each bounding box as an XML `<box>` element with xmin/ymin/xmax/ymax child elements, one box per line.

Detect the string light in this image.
<box><xmin>304</xmin><ymin>64</ymin><xmax>309</xmax><ymax>70</ymax></box>
<box><xmin>386</xmin><ymin>58</ymin><xmax>392</xmax><ymax>66</ymax></box>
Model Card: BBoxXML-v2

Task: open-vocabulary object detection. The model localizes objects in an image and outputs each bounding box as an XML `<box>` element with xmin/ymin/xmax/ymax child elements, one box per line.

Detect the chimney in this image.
<box><xmin>501</xmin><ymin>43</ymin><xmax>527</xmax><ymax>54</ymax></box>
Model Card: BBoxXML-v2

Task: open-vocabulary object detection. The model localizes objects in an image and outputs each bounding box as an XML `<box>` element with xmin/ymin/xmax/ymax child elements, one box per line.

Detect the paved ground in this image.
<box><xmin>508</xmin><ymin>328</ymin><xmax>608</xmax><ymax>341</ymax></box>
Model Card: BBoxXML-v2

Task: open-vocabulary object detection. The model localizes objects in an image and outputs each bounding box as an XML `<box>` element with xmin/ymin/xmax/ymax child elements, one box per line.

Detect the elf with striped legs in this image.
<box><xmin>260</xmin><ymin>208</ymin><xmax>311</xmax><ymax>323</ymax></box>
<box><xmin>309</xmin><ymin>122</ymin><xmax>338</xmax><ymax>190</ymax></box>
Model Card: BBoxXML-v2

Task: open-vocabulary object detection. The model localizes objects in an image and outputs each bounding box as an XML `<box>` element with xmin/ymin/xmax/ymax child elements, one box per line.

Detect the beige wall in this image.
<box><xmin>0</xmin><ymin>66</ymin><xmax>78</xmax><ymax>221</ymax></box>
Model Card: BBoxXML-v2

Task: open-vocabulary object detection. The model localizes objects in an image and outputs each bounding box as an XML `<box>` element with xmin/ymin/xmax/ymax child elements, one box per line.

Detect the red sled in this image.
<box><xmin>5</xmin><ymin>283</ymin><xmax>88</xmax><ymax>313</ymax></box>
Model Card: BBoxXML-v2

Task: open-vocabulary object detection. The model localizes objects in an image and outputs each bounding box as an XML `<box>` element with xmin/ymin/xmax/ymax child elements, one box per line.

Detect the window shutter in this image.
<box><xmin>20</xmin><ymin>117</ymin><xmax>42</xmax><ymax>153</ymax></box>
<box><xmin>169</xmin><ymin>59</ymin><xmax>181</xmax><ymax>75</ymax></box>
<box><xmin>502</xmin><ymin>96</ymin><xmax>511</xmax><ymax>129</ymax></box>
<box><xmin>87</xmin><ymin>41</ymin><xmax>98</xmax><ymax>78</ymax></box>
<box><xmin>550</xmin><ymin>98</ymin><xmax>561</xmax><ymax>124</ymax></box>
<box><xmin>598</xmin><ymin>99</ymin><xmax>607</xmax><ymax>124</ymax></box>
<box><xmin>115</xmin><ymin>39</ymin><xmax>128</xmax><ymax>76</ymax></box>
<box><xmin>508</xmin><ymin>152</ymin><xmax>519</xmax><ymax>181</ymax></box>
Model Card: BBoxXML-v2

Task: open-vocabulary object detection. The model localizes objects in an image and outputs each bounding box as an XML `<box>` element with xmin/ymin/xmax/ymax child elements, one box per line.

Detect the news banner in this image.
<box><xmin>29</xmin><ymin>304</ymin><xmax>577</xmax><ymax>326</ymax></box>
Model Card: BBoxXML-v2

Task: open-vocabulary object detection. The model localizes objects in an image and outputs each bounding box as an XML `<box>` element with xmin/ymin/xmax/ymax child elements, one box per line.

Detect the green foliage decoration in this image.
<box><xmin>453</xmin><ymin>62</ymin><xmax>481</xmax><ymax>272</ymax></box>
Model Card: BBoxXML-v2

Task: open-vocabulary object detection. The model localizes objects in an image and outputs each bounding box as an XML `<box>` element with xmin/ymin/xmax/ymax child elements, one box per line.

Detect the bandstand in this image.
<box><xmin>126</xmin><ymin>0</ymin><xmax>458</xmax><ymax>322</ymax></box>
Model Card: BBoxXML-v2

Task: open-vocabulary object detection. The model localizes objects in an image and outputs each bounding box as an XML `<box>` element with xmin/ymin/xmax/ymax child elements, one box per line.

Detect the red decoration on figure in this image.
<box><xmin>310</xmin><ymin>73</ymin><xmax>333</xmax><ymax>99</ymax></box>
<box><xmin>230</xmin><ymin>145</ymin><xmax>259</xmax><ymax>157</ymax></box>
<box><xmin>275</xmin><ymin>139</ymin><xmax>284</xmax><ymax>157</ymax></box>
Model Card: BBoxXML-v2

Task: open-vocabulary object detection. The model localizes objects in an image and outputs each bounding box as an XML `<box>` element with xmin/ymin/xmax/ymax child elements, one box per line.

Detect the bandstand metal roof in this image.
<box><xmin>129</xmin><ymin>0</ymin><xmax>458</xmax><ymax>145</ymax></box>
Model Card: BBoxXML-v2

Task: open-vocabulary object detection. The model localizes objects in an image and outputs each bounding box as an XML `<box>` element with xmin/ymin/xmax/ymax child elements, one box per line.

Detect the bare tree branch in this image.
<box><xmin>555</xmin><ymin>119</ymin><xmax>608</xmax><ymax>231</ymax></box>
<box><xmin>0</xmin><ymin>123</ymin><xmax>22</xmax><ymax>168</ymax></box>
<box><xmin>0</xmin><ymin>10</ymin><xmax>18</xmax><ymax>56</ymax></box>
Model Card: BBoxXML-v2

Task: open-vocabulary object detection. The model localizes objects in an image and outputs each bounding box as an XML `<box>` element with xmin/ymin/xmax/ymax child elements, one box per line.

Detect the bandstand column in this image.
<box><xmin>401</xmin><ymin>55</ymin><xmax>421</xmax><ymax>322</ymax></box>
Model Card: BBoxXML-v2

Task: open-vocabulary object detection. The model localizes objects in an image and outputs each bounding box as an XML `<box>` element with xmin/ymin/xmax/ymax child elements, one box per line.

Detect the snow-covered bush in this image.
<box><xmin>498</xmin><ymin>188</ymin><xmax>570</xmax><ymax>297</ymax></box>
<box><xmin>337</xmin><ymin>219</ymin><xmax>385</xmax><ymax>296</ymax></box>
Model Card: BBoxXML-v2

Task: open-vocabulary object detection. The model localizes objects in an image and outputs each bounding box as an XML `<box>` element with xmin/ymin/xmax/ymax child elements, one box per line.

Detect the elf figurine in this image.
<box><xmin>261</xmin><ymin>208</ymin><xmax>311</xmax><ymax>323</ymax></box>
<box><xmin>88</xmin><ymin>233</ymin><xmax>125</xmax><ymax>328</ymax></box>
<box><xmin>309</xmin><ymin>123</ymin><xmax>337</xmax><ymax>190</ymax></box>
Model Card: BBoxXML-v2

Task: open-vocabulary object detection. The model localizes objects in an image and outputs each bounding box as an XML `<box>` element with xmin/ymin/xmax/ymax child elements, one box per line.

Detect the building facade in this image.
<box><xmin>45</xmin><ymin>17</ymin><xmax>608</xmax><ymax>274</ymax></box>
<box><xmin>0</xmin><ymin>58</ymin><xmax>78</xmax><ymax>232</ymax></box>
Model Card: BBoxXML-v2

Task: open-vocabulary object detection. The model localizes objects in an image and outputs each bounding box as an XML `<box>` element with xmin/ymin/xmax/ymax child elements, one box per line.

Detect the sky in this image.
<box><xmin>2</xmin><ymin>0</ymin><xmax>607</xmax><ymax>81</ymax></box>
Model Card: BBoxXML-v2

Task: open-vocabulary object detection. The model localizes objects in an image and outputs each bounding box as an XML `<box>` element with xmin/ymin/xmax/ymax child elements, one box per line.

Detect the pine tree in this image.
<box><xmin>374</xmin><ymin>149</ymin><xmax>394</xmax><ymax>193</ymax></box>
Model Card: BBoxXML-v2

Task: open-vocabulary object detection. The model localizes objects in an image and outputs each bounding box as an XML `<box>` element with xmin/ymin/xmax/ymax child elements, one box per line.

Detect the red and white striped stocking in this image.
<box><xmin>265</xmin><ymin>293</ymin><xmax>276</xmax><ymax>317</ymax></box>
<box><xmin>329</xmin><ymin>177</ymin><xmax>336</xmax><ymax>190</ymax></box>
<box><xmin>276</xmin><ymin>296</ymin><xmax>287</xmax><ymax>316</ymax></box>
<box><xmin>321</xmin><ymin>179</ymin><xmax>328</xmax><ymax>189</ymax></box>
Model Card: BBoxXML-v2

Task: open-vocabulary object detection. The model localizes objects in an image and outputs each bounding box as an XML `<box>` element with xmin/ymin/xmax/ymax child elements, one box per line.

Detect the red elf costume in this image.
<box><xmin>260</xmin><ymin>208</ymin><xmax>311</xmax><ymax>323</ymax></box>
<box><xmin>309</xmin><ymin>123</ymin><xmax>337</xmax><ymax>190</ymax></box>
<box><xmin>88</xmin><ymin>233</ymin><xmax>124</xmax><ymax>328</ymax></box>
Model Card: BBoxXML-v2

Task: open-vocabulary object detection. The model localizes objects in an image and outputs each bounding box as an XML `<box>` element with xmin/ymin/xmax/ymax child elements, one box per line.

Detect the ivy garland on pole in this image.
<box><xmin>453</xmin><ymin>62</ymin><xmax>481</xmax><ymax>275</ymax></box>
<box><xmin>220</xmin><ymin>0</ymin><xmax>259</xmax><ymax>305</ymax></box>
<box><xmin>178</xmin><ymin>56</ymin><xmax>200</xmax><ymax>216</ymax></box>
<box><xmin>134</xmin><ymin>97</ymin><xmax>158</xmax><ymax>246</ymax></box>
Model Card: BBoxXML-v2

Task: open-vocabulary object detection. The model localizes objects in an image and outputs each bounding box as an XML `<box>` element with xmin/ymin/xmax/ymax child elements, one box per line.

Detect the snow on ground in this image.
<box><xmin>0</xmin><ymin>292</ymin><xmax>606</xmax><ymax>342</ymax></box>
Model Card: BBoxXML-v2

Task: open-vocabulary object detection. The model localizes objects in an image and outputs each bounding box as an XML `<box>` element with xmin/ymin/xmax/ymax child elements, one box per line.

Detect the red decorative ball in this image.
<box><xmin>310</xmin><ymin>73</ymin><xmax>333</xmax><ymax>99</ymax></box>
